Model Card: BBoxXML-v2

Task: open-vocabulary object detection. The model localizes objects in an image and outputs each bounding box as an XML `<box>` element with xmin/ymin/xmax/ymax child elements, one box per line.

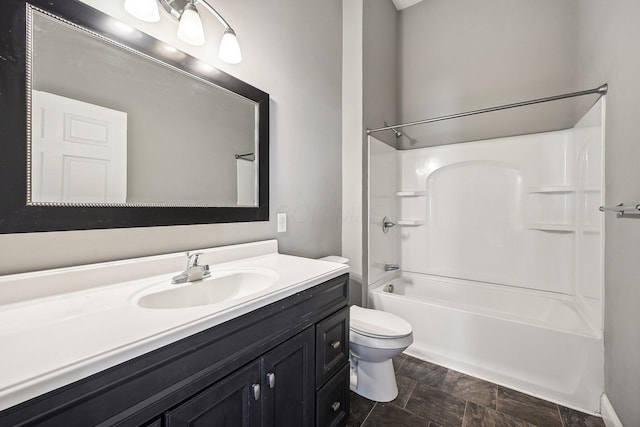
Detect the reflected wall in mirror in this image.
<box><xmin>0</xmin><ymin>0</ymin><xmax>269</xmax><ymax>233</ymax></box>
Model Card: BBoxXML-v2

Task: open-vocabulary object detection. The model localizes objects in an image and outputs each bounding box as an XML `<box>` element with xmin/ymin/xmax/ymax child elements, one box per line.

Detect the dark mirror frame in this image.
<box><xmin>0</xmin><ymin>0</ymin><xmax>269</xmax><ymax>234</ymax></box>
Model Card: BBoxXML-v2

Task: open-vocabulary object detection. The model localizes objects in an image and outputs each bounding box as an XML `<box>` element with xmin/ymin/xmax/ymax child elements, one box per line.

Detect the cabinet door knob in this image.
<box><xmin>251</xmin><ymin>384</ymin><xmax>260</xmax><ymax>400</ymax></box>
<box><xmin>329</xmin><ymin>340</ymin><xmax>341</xmax><ymax>349</ymax></box>
<box><xmin>266</xmin><ymin>372</ymin><xmax>276</xmax><ymax>388</ymax></box>
<box><xmin>331</xmin><ymin>401</ymin><xmax>341</xmax><ymax>412</ymax></box>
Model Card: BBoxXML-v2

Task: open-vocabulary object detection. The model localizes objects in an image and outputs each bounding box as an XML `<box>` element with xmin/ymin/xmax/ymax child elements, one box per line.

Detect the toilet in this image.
<box><xmin>318</xmin><ymin>256</ymin><xmax>414</xmax><ymax>402</ymax></box>
<box><xmin>349</xmin><ymin>305</ymin><xmax>413</xmax><ymax>402</ymax></box>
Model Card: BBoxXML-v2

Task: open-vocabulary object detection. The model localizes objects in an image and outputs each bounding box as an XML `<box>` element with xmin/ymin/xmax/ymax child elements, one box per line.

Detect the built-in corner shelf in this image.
<box><xmin>396</xmin><ymin>191</ymin><xmax>426</xmax><ymax>197</ymax></box>
<box><xmin>582</xmin><ymin>225</ymin><xmax>601</xmax><ymax>234</ymax></box>
<box><xmin>526</xmin><ymin>185</ymin><xmax>603</xmax><ymax>233</ymax></box>
<box><xmin>526</xmin><ymin>223</ymin><xmax>602</xmax><ymax>233</ymax></box>
<box><xmin>526</xmin><ymin>223</ymin><xmax>575</xmax><ymax>232</ymax></box>
<box><xmin>396</xmin><ymin>220</ymin><xmax>425</xmax><ymax>227</ymax></box>
<box><xmin>527</xmin><ymin>185</ymin><xmax>601</xmax><ymax>194</ymax></box>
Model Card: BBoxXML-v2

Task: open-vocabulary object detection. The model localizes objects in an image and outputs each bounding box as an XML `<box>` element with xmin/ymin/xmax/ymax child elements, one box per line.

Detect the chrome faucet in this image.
<box><xmin>384</xmin><ymin>264</ymin><xmax>400</xmax><ymax>271</ymax></box>
<box><xmin>172</xmin><ymin>252</ymin><xmax>211</xmax><ymax>284</ymax></box>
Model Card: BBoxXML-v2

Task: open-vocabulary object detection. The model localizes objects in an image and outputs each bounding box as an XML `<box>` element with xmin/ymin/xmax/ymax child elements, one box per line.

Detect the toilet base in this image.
<box><xmin>350</xmin><ymin>357</ymin><xmax>398</xmax><ymax>402</ymax></box>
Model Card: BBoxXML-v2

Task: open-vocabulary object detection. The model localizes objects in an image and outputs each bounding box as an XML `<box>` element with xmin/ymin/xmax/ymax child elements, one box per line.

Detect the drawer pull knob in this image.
<box><xmin>267</xmin><ymin>372</ymin><xmax>276</xmax><ymax>388</ymax></box>
<box><xmin>329</xmin><ymin>340</ymin><xmax>341</xmax><ymax>349</ymax></box>
<box><xmin>331</xmin><ymin>401</ymin><xmax>341</xmax><ymax>412</ymax></box>
<box><xmin>252</xmin><ymin>384</ymin><xmax>260</xmax><ymax>400</ymax></box>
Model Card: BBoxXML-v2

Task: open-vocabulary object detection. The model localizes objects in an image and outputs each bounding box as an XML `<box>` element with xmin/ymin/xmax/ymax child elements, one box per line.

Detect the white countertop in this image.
<box><xmin>0</xmin><ymin>241</ymin><xmax>348</xmax><ymax>411</ymax></box>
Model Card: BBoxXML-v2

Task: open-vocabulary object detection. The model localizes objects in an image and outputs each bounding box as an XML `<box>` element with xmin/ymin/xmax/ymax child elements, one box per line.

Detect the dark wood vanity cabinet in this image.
<box><xmin>0</xmin><ymin>274</ymin><xmax>350</xmax><ymax>427</ymax></box>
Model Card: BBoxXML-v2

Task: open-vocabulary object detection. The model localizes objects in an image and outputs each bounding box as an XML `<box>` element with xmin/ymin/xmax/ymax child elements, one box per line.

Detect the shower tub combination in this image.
<box><xmin>366</xmin><ymin>94</ymin><xmax>605</xmax><ymax>413</ymax></box>
<box><xmin>369</xmin><ymin>272</ymin><xmax>603</xmax><ymax>411</ymax></box>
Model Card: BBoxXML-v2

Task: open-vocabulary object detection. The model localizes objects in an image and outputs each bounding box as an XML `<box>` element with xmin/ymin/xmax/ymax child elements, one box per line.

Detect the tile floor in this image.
<box><xmin>347</xmin><ymin>354</ymin><xmax>606</xmax><ymax>427</ymax></box>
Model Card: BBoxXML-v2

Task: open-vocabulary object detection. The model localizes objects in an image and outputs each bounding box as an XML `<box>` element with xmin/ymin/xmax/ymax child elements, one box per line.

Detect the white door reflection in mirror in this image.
<box><xmin>31</xmin><ymin>91</ymin><xmax>127</xmax><ymax>204</ymax></box>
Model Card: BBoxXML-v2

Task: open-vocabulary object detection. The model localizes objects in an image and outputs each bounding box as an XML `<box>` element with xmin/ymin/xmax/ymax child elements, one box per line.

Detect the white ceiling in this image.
<box><xmin>391</xmin><ymin>0</ymin><xmax>424</xmax><ymax>11</ymax></box>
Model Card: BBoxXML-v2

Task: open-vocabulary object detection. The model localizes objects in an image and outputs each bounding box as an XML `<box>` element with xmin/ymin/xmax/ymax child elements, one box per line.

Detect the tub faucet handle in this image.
<box><xmin>382</xmin><ymin>216</ymin><xmax>396</xmax><ymax>233</ymax></box>
<box><xmin>384</xmin><ymin>264</ymin><xmax>400</xmax><ymax>271</ymax></box>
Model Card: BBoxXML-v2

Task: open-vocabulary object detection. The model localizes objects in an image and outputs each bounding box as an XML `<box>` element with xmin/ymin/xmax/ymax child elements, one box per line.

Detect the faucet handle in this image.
<box><xmin>186</xmin><ymin>251</ymin><xmax>204</xmax><ymax>267</ymax></box>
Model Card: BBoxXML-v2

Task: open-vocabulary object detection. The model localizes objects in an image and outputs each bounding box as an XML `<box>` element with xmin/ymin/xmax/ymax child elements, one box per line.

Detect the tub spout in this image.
<box><xmin>384</xmin><ymin>264</ymin><xmax>400</xmax><ymax>271</ymax></box>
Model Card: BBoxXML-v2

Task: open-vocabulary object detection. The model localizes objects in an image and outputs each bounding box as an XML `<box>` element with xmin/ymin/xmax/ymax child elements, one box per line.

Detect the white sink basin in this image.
<box><xmin>137</xmin><ymin>269</ymin><xmax>279</xmax><ymax>309</ymax></box>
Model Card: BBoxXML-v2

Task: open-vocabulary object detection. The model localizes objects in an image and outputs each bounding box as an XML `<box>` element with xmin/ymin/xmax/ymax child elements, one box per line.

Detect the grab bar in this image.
<box><xmin>599</xmin><ymin>203</ymin><xmax>640</xmax><ymax>216</ymax></box>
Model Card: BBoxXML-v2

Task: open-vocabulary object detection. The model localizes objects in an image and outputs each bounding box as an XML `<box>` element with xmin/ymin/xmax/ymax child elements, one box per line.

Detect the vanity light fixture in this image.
<box><xmin>123</xmin><ymin>0</ymin><xmax>243</xmax><ymax>64</ymax></box>
<box><xmin>176</xmin><ymin>1</ymin><xmax>205</xmax><ymax>45</ymax></box>
<box><xmin>124</xmin><ymin>0</ymin><xmax>160</xmax><ymax>22</ymax></box>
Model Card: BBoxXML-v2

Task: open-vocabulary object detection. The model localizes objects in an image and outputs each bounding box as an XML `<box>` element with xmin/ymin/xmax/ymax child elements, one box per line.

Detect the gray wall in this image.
<box><xmin>361</xmin><ymin>0</ymin><xmax>398</xmax><ymax>304</ymax></box>
<box><xmin>0</xmin><ymin>0</ymin><xmax>342</xmax><ymax>274</ymax></box>
<box><xmin>342</xmin><ymin>0</ymin><xmax>364</xmax><ymax>305</ymax></box>
<box><xmin>364</xmin><ymin>0</ymin><xmax>399</xmax><ymax>148</ymax></box>
<box><xmin>342</xmin><ymin>0</ymin><xmax>398</xmax><ymax>306</ymax></box>
<box><xmin>398</xmin><ymin>0</ymin><xmax>579</xmax><ymax>149</ymax></box>
<box><xmin>576</xmin><ymin>1</ymin><xmax>640</xmax><ymax>425</ymax></box>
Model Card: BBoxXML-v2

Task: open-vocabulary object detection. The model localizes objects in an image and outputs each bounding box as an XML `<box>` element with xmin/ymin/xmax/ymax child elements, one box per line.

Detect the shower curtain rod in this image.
<box><xmin>366</xmin><ymin>83</ymin><xmax>608</xmax><ymax>135</ymax></box>
<box><xmin>235</xmin><ymin>152</ymin><xmax>255</xmax><ymax>161</ymax></box>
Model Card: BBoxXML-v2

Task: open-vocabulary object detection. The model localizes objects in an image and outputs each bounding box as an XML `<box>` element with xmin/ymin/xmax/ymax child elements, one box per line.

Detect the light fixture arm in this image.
<box><xmin>159</xmin><ymin>0</ymin><xmax>234</xmax><ymax>32</ymax></box>
<box><xmin>195</xmin><ymin>0</ymin><xmax>233</xmax><ymax>31</ymax></box>
<box><xmin>133</xmin><ymin>0</ymin><xmax>242</xmax><ymax>63</ymax></box>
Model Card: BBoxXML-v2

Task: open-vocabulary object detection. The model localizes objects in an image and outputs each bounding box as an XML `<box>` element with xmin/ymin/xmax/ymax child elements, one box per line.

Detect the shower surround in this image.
<box><xmin>367</xmin><ymin>99</ymin><xmax>604</xmax><ymax>412</ymax></box>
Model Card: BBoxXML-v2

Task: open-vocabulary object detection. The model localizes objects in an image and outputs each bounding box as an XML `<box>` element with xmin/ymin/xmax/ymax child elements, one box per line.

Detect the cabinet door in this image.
<box><xmin>316</xmin><ymin>307</ymin><xmax>349</xmax><ymax>386</ymax></box>
<box><xmin>261</xmin><ymin>328</ymin><xmax>315</xmax><ymax>427</ymax></box>
<box><xmin>165</xmin><ymin>361</ymin><xmax>261</xmax><ymax>427</ymax></box>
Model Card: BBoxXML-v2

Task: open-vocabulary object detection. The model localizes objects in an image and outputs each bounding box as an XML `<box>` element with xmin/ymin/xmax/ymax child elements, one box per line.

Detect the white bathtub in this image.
<box><xmin>369</xmin><ymin>272</ymin><xmax>604</xmax><ymax>413</ymax></box>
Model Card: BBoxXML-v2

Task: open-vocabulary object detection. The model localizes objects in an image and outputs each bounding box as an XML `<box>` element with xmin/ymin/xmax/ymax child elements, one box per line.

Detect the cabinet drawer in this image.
<box><xmin>315</xmin><ymin>365</ymin><xmax>349</xmax><ymax>427</ymax></box>
<box><xmin>315</xmin><ymin>307</ymin><xmax>349</xmax><ymax>386</ymax></box>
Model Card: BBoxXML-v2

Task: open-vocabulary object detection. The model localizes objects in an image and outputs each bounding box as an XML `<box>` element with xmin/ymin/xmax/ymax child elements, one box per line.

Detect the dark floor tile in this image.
<box><xmin>559</xmin><ymin>406</ymin><xmax>606</xmax><ymax>427</ymax></box>
<box><xmin>362</xmin><ymin>402</ymin><xmax>429</xmax><ymax>427</ymax></box>
<box><xmin>393</xmin><ymin>353</ymin><xmax>409</xmax><ymax>372</ymax></box>
<box><xmin>496</xmin><ymin>387</ymin><xmax>561</xmax><ymax>427</ymax></box>
<box><xmin>441</xmin><ymin>370</ymin><xmax>497</xmax><ymax>409</ymax></box>
<box><xmin>405</xmin><ymin>382</ymin><xmax>466</xmax><ymax>427</ymax></box>
<box><xmin>463</xmin><ymin>401</ymin><xmax>534</xmax><ymax>427</ymax></box>
<box><xmin>398</xmin><ymin>356</ymin><xmax>448</xmax><ymax>388</ymax></box>
<box><xmin>347</xmin><ymin>391</ymin><xmax>376</xmax><ymax>427</ymax></box>
<box><xmin>393</xmin><ymin>374</ymin><xmax>418</xmax><ymax>409</ymax></box>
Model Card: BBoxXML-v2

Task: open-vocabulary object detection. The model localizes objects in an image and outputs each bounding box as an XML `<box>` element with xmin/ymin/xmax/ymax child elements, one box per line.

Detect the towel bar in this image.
<box><xmin>599</xmin><ymin>203</ymin><xmax>640</xmax><ymax>215</ymax></box>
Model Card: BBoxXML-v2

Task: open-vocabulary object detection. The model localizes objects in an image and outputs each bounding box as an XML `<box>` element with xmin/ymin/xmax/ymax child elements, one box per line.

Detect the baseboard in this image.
<box><xmin>601</xmin><ymin>394</ymin><xmax>624</xmax><ymax>427</ymax></box>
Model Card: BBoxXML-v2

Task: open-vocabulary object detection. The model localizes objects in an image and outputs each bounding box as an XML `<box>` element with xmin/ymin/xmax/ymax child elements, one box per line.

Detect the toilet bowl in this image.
<box><xmin>317</xmin><ymin>255</ymin><xmax>413</xmax><ymax>402</ymax></box>
<box><xmin>349</xmin><ymin>305</ymin><xmax>413</xmax><ymax>402</ymax></box>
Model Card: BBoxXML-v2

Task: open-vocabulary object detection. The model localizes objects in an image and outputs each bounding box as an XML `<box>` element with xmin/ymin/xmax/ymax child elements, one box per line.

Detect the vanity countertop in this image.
<box><xmin>0</xmin><ymin>240</ymin><xmax>349</xmax><ymax>412</ymax></box>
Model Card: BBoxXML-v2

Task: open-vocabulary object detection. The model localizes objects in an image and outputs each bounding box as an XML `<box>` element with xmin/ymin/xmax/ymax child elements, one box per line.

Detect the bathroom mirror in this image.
<box><xmin>0</xmin><ymin>0</ymin><xmax>269</xmax><ymax>233</ymax></box>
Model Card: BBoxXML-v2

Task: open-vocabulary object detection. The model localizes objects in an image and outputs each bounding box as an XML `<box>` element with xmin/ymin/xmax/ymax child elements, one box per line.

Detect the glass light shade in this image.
<box><xmin>177</xmin><ymin>5</ymin><xmax>206</xmax><ymax>46</ymax></box>
<box><xmin>124</xmin><ymin>0</ymin><xmax>160</xmax><ymax>22</ymax></box>
<box><xmin>219</xmin><ymin>30</ymin><xmax>242</xmax><ymax>64</ymax></box>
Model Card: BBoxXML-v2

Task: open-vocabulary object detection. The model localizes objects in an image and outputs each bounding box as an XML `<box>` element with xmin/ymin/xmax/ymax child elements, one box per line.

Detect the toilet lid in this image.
<box><xmin>350</xmin><ymin>306</ymin><xmax>412</xmax><ymax>338</ymax></box>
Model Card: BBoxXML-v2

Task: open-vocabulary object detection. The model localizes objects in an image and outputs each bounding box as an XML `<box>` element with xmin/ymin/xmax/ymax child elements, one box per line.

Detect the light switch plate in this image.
<box><xmin>277</xmin><ymin>213</ymin><xmax>287</xmax><ymax>233</ymax></box>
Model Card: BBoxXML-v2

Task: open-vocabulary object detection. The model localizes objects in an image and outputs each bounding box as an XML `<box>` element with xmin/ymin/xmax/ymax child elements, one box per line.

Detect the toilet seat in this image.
<box><xmin>350</xmin><ymin>306</ymin><xmax>412</xmax><ymax>339</ymax></box>
<box><xmin>350</xmin><ymin>328</ymin><xmax>414</xmax><ymax>351</ymax></box>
